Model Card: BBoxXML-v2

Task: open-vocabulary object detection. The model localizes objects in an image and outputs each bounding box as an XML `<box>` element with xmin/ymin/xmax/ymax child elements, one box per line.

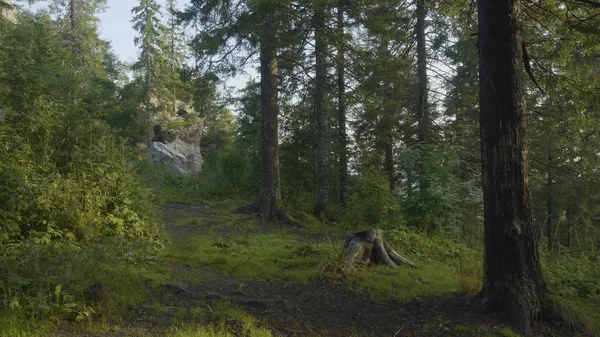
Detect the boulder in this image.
<box><xmin>147</xmin><ymin>117</ymin><xmax>203</xmax><ymax>175</ymax></box>
<box><xmin>1</xmin><ymin>0</ymin><xmax>16</xmax><ymax>23</ymax></box>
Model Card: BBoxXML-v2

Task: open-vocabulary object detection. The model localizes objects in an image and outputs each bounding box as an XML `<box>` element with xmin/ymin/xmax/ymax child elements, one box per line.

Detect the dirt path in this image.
<box><xmin>155</xmin><ymin>203</ymin><xmax>570</xmax><ymax>337</ymax></box>
<box><xmin>55</xmin><ymin>203</ymin><xmax>576</xmax><ymax>337</ymax></box>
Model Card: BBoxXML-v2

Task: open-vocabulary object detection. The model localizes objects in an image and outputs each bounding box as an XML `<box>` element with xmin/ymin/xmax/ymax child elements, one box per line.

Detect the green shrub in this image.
<box><xmin>145</xmin><ymin>144</ymin><xmax>258</xmax><ymax>204</ymax></box>
<box><xmin>545</xmin><ymin>254</ymin><xmax>600</xmax><ymax>302</ymax></box>
<box><xmin>0</xmin><ymin>108</ymin><xmax>162</xmax><ymax>325</ymax></box>
<box><xmin>341</xmin><ymin>169</ymin><xmax>399</xmax><ymax>228</ymax></box>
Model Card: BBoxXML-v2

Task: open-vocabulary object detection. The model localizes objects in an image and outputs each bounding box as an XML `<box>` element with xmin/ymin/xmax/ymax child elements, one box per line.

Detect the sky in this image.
<box><xmin>97</xmin><ymin>0</ymin><xmax>148</xmax><ymax>64</ymax></box>
<box><xmin>24</xmin><ymin>0</ymin><xmax>180</xmax><ymax>64</ymax></box>
<box><xmin>25</xmin><ymin>0</ymin><xmax>254</xmax><ymax>90</ymax></box>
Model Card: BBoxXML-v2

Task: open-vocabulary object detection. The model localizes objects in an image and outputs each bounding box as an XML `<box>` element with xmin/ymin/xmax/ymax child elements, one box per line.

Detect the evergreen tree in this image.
<box><xmin>182</xmin><ymin>0</ymin><xmax>300</xmax><ymax>224</ymax></box>
<box><xmin>165</xmin><ymin>0</ymin><xmax>186</xmax><ymax>115</ymax></box>
<box><xmin>336</xmin><ymin>0</ymin><xmax>348</xmax><ymax>208</ymax></box>
<box><xmin>313</xmin><ymin>0</ymin><xmax>329</xmax><ymax>218</ymax></box>
<box><xmin>477</xmin><ymin>0</ymin><xmax>551</xmax><ymax>333</ymax></box>
<box><xmin>131</xmin><ymin>0</ymin><xmax>168</xmax><ymax>144</ymax></box>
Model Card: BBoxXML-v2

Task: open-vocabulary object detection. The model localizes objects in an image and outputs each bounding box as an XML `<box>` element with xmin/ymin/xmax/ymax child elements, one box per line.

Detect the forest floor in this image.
<box><xmin>52</xmin><ymin>202</ymin><xmax>583</xmax><ymax>337</ymax></box>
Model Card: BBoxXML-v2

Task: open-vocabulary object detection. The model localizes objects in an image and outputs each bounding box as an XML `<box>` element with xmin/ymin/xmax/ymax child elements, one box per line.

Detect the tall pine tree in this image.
<box><xmin>132</xmin><ymin>0</ymin><xmax>168</xmax><ymax>144</ymax></box>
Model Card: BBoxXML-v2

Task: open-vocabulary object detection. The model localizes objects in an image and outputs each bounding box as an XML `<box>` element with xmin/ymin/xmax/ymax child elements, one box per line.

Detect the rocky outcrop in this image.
<box><xmin>147</xmin><ymin>117</ymin><xmax>203</xmax><ymax>175</ymax></box>
<box><xmin>1</xmin><ymin>0</ymin><xmax>16</xmax><ymax>23</ymax></box>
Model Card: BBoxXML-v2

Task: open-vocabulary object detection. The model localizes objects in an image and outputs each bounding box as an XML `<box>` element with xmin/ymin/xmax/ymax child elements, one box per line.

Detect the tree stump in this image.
<box><xmin>343</xmin><ymin>229</ymin><xmax>416</xmax><ymax>273</ymax></box>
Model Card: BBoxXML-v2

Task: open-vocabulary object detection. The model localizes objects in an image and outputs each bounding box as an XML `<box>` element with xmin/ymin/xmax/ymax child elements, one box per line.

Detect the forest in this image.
<box><xmin>0</xmin><ymin>0</ymin><xmax>599</xmax><ymax>336</ymax></box>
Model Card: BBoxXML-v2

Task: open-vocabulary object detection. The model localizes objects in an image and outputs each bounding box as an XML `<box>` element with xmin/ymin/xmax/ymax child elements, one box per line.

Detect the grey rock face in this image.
<box><xmin>147</xmin><ymin>117</ymin><xmax>203</xmax><ymax>175</ymax></box>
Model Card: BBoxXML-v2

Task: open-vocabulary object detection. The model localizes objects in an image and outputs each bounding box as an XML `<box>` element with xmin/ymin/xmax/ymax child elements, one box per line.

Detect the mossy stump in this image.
<box><xmin>343</xmin><ymin>229</ymin><xmax>416</xmax><ymax>273</ymax></box>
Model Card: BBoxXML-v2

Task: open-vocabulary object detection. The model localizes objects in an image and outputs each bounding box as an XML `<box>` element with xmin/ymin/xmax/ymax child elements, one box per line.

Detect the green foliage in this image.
<box><xmin>0</xmin><ymin>110</ymin><xmax>162</xmax><ymax>323</ymax></box>
<box><xmin>154</xmin><ymin>145</ymin><xmax>258</xmax><ymax>202</ymax></box>
<box><xmin>545</xmin><ymin>253</ymin><xmax>600</xmax><ymax>304</ymax></box>
<box><xmin>341</xmin><ymin>170</ymin><xmax>399</xmax><ymax>228</ymax></box>
<box><xmin>131</xmin><ymin>0</ymin><xmax>172</xmax><ymax>142</ymax></box>
<box><xmin>1</xmin><ymin>114</ymin><xmax>159</xmax><ymax>242</ymax></box>
<box><xmin>400</xmin><ymin>145</ymin><xmax>482</xmax><ymax>241</ymax></box>
<box><xmin>166</xmin><ymin>323</ymin><xmax>275</xmax><ymax>337</ymax></box>
<box><xmin>497</xmin><ymin>327</ymin><xmax>521</xmax><ymax>337</ymax></box>
<box><xmin>386</xmin><ymin>227</ymin><xmax>478</xmax><ymax>263</ymax></box>
<box><xmin>0</xmin><ymin>8</ymin><xmax>162</xmax><ymax>330</ymax></box>
<box><xmin>165</xmin><ymin>301</ymin><xmax>277</xmax><ymax>337</ymax></box>
<box><xmin>201</xmin><ymin>107</ymin><xmax>238</xmax><ymax>151</ymax></box>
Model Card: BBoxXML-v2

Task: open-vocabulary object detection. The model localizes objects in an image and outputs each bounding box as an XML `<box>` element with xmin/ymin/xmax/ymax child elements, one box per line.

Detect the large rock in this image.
<box><xmin>1</xmin><ymin>0</ymin><xmax>17</xmax><ymax>23</ymax></box>
<box><xmin>147</xmin><ymin>117</ymin><xmax>203</xmax><ymax>175</ymax></box>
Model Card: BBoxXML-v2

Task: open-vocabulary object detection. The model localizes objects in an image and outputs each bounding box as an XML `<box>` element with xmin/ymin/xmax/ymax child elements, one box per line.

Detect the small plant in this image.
<box><xmin>456</xmin><ymin>257</ymin><xmax>482</xmax><ymax>296</ymax></box>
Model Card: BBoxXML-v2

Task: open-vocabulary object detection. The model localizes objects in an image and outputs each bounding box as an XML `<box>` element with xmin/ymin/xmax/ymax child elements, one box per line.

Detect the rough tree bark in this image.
<box><xmin>336</xmin><ymin>0</ymin><xmax>348</xmax><ymax>208</ymax></box>
<box><xmin>545</xmin><ymin>168</ymin><xmax>557</xmax><ymax>252</ymax></box>
<box><xmin>235</xmin><ymin>12</ymin><xmax>298</xmax><ymax>226</ymax></box>
<box><xmin>70</xmin><ymin>0</ymin><xmax>76</xmax><ymax>30</ymax></box>
<box><xmin>342</xmin><ymin>229</ymin><xmax>416</xmax><ymax>273</ymax></box>
<box><xmin>379</xmin><ymin>36</ymin><xmax>396</xmax><ymax>193</ymax></box>
<box><xmin>477</xmin><ymin>0</ymin><xmax>555</xmax><ymax>334</ymax></box>
<box><xmin>415</xmin><ymin>0</ymin><xmax>429</xmax><ymax>193</ymax></box>
<box><xmin>69</xmin><ymin>0</ymin><xmax>82</xmax><ymax>66</ymax></box>
<box><xmin>384</xmin><ymin>137</ymin><xmax>395</xmax><ymax>192</ymax></box>
<box><xmin>143</xmin><ymin>18</ymin><xmax>156</xmax><ymax>148</ymax></box>
<box><xmin>144</xmin><ymin>50</ymin><xmax>153</xmax><ymax>146</ymax></box>
<box><xmin>566</xmin><ymin>206</ymin><xmax>574</xmax><ymax>249</ymax></box>
<box><xmin>314</xmin><ymin>3</ymin><xmax>329</xmax><ymax>217</ymax></box>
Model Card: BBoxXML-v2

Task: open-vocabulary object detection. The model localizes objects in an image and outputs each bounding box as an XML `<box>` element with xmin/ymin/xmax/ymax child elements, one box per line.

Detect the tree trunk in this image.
<box><xmin>337</xmin><ymin>1</ymin><xmax>348</xmax><ymax>209</ymax></box>
<box><xmin>477</xmin><ymin>0</ymin><xmax>553</xmax><ymax>334</ymax></box>
<box><xmin>342</xmin><ymin>229</ymin><xmax>416</xmax><ymax>274</ymax></box>
<box><xmin>415</xmin><ymin>0</ymin><xmax>429</xmax><ymax>193</ymax></box>
<box><xmin>314</xmin><ymin>4</ymin><xmax>329</xmax><ymax>217</ymax></box>
<box><xmin>70</xmin><ymin>0</ymin><xmax>76</xmax><ymax>30</ymax></box>
<box><xmin>404</xmin><ymin>131</ymin><xmax>414</xmax><ymax>203</ymax></box>
<box><xmin>378</xmin><ymin>36</ymin><xmax>395</xmax><ymax>193</ymax></box>
<box><xmin>145</xmin><ymin>60</ymin><xmax>153</xmax><ymax>146</ymax></box>
<box><xmin>169</xmin><ymin>0</ymin><xmax>176</xmax><ymax>115</ymax></box>
<box><xmin>384</xmin><ymin>135</ymin><xmax>395</xmax><ymax>192</ymax></box>
<box><xmin>235</xmin><ymin>12</ymin><xmax>298</xmax><ymax>226</ymax></box>
<box><xmin>69</xmin><ymin>0</ymin><xmax>81</xmax><ymax>63</ymax></box>
<box><xmin>566</xmin><ymin>206</ymin><xmax>573</xmax><ymax>249</ymax></box>
<box><xmin>258</xmin><ymin>25</ymin><xmax>283</xmax><ymax>224</ymax></box>
<box><xmin>545</xmin><ymin>169</ymin><xmax>556</xmax><ymax>253</ymax></box>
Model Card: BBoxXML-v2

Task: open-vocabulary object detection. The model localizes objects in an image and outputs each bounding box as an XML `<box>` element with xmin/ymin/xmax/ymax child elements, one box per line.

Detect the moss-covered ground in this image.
<box><xmin>1</xmin><ymin>199</ymin><xmax>597</xmax><ymax>337</ymax></box>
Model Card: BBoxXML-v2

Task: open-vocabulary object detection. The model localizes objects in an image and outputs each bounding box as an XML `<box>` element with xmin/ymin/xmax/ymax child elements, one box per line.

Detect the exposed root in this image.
<box><xmin>543</xmin><ymin>300</ymin><xmax>596</xmax><ymax>336</ymax></box>
<box><xmin>234</xmin><ymin>200</ymin><xmax>302</xmax><ymax>227</ymax></box>
<box><xmin>313</xmin><ymin>205</ymin><xmax>338</xmax><ymax>223</ymax></box>
<box><xmin>479</xmin><ymin>288</ymin><xmax>596</xmax><ymax>337</ymax></box>
<box><xmin>276</xmin><ymin>207</ymin><xmax>302</xmax><ymax>227</ymax></box>
<box><xmin>234</xmin><ymin>201</ymin><xmax>259</xmax><ymax>215</ymax></box>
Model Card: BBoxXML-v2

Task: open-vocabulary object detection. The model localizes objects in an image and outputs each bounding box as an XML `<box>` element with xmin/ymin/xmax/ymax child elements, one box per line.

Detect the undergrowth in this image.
<box><xmin>0</xmin><ymin>105</ymin><xmax>163</xmax><ymax>334</ymax></box>
<box><xmin>149</xmin><ymin>167</ymin><xmax>600</xmax><ymax>330</ymax></box>
<box><xmin>163</xmin><ymin>301</ymin><xmax>278</xmax><ymax>337</ymax></box>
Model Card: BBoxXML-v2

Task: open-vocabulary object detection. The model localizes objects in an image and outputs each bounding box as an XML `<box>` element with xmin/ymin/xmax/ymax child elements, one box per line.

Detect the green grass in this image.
<box><xmin>166</xmin><ymin>213</ymin><xmax>474</xmax><ymax>303</ymax></box>
<box><xmin>497</xmin><ymin>327</ymin><xmax>521</xmax><ymax>337</ymax></box>
<box><xmin>351</xmin><ymin>263</ymin><xmax>459</xmax><ymax>301</ymax></box>
<box><xmin>0</xmin><ymin>237</ymin><xmax>165</xmax><ymax>337</ymax></box>
<box><xmin>0</xmin><ymin>314</ymin><xmax>56</xmax><ymax>337</ymax></box>
<box><xmin>8</xmin><ymin>169</ymin><xmax>597</xmax><ymax>337</ymax></box>
<box><xmin>165</xmin><ymin>301</ymin><xmax>279</xmax><ymax>337</ymax></box>
<box><xmin>166</xmin><ymin>231</ymin><xmax>338</xmax><ymax>282</ymax></box>
<box><xmin>181</xmin><ymin>202</ymin><xmax>258</xmax><ymax>231</ymax></box>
